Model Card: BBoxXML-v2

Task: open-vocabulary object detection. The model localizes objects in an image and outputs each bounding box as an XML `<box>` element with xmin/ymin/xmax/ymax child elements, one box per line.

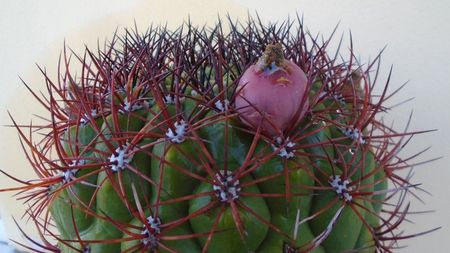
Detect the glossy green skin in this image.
<box><xmin>253</xmin><ymin>143</ymin><xmax>326</xmax><ymax>253</ymax></box>
<box><xmin>53</xmin><ymin>111</ymin><xmax>152</xmax><ymax>252</ymax></box>
<box><xmin>189</xmin><ymin>176</ymin><xmax>270</xmax><ymax>253</ymax></box>
<box><xmin>354</xmin><ymin>202</ymin><xmax>378</xmax><ymax>253</ymax></box>
<box><xmin>51</xmin><ymin>93</ymin><xmax>386</xmax><ymax>252</ymax></box>
<box><xmin>149</xmin><ymin>140</ymin><xmax>203</xmax><ymax>252</ymax></box>
<box><xmin>186</xmin><ymin>116</ymin><xmax>270</xmax><ymax>252</ymax></box>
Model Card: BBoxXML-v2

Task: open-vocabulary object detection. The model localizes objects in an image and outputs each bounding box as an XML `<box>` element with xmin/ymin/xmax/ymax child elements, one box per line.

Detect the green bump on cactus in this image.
<box><xmin>0</xmin><ymin>16</ymin><xmax>439</xmax><ymax>253</ymax></box>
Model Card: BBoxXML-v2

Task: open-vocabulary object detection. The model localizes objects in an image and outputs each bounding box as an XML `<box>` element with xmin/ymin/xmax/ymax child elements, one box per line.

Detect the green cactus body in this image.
<box><xmin>3</xmin><ymin>17</ymin><xmax>432</xmax><ymax>253</ymax></box>
<box><xmin>254</xmin><ymin>144</ymin><xmax>325</xmax><ymax>253</ymax></box>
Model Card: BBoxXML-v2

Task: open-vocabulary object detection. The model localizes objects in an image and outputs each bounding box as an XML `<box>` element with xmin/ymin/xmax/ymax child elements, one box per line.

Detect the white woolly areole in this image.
<box><xmin>214</xmin><ymin>99</ymin><xmax>229</xmax><ymax>112</ymax></box>
<box><xmin>342</xmin><ymin>127</ymin><xmax>365</xmax><ymax>144</ymax></box>
<box><xmin>163</xmin><ymin>94</ymin><xmax>185</xmax><ymax>105</ymax></box>
<box><xmin>190</xmin><ymin>90</ymin><xmax>199</xmax><ymax>97</ymax></box>
<box><xmin>120</xmin><ymin>98</ymin><xmax>143</xmax><ymax>113</ymax></box>
<box><xmin>165</xmin><ymin>120</ymin><xmax>188</xmax><ymax>144</ymax></box>
<box><xmin>283</xmin><ymin>243</ymin><xmax>297</xmax><ymax>253</ymax></box>
<box><xmin>272</xmin><ymin>137</ymin><xmax>296</xmax><ymax>159</ymax></box>
<box><xmin>213</xmin><ymin>170</ymin><xmax>241</xmax><ymax>202</ymax></box>
<box><xmin>81</xmin><ymin>245</ymin><xmax>91</xmax><ymax>253</ymax></box>
<box><xmin>109</xmin><ymin>143</ymin><xmax>135</xmax><ymax>172</ymax></box>
<box><xmin>163</xmin><ymin>94</ymin><xmax>175</xmax><ymax>104</ymax></box>
<box><xmin>141</xmin><ymin>215</ymin><xmax>161</xmax><ymax>249</ymax></box>
<box><xmin>330</xmin><ymin>91</ymin><xmax>346</xmax><ymax>105</ymax></box>
<box><xmin>80</xmin><ymin>108</ymin><xmax>98</xmax><ymax>125</ymax></box>
<box><xmin>348</xmin><ymin>148</ymin><xmax>356</xmax><ymax>155</ymax></box>
<box><xmin>329</xmin><ymin>175</ymin><xmax>354</xmax><ymax>202</ymax></box>
<box><xmin>60</xmin><ymin>159</ymin><xmax>87</xmax><ymax>184</ymax></box>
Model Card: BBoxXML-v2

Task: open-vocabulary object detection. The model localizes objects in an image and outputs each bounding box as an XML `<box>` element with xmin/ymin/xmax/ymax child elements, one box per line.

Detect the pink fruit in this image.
<box><xmin>235</xmin><ymin>43</ymin><xmax>308</xmax><ymax>136</ymax></box>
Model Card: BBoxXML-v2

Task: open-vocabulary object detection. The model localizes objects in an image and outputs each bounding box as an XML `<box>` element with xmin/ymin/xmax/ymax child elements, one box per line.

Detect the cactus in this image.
<box><xmin>0</xmin><ymin>17</ymin><xmax>438</xmax><ymax>253</ymax></box>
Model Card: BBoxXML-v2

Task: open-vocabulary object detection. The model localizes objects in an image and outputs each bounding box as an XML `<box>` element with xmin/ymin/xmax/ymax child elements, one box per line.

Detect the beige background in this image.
<box><xmin>0</xmin><ymin>0</ymin><xmax>449</xmax><ymax>252</ymax></box>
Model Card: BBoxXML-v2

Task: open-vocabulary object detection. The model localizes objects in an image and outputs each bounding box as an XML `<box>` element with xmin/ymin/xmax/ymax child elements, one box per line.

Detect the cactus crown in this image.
<box><xmin>0</xmin><ymin>16</ymin><xmax>438</xmax><ymax>253</ymax></box>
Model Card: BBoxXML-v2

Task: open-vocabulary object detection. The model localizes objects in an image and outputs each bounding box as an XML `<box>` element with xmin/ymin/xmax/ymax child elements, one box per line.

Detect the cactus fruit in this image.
<box><xmin>0</xmin><ymin>17</ymin><xmax>438</xmax><ymax>253</ymax></box>
<box><xmin>235</xmin><ymin>43</ymin><xmax>308</xmax><ymax>135</ymax></box>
